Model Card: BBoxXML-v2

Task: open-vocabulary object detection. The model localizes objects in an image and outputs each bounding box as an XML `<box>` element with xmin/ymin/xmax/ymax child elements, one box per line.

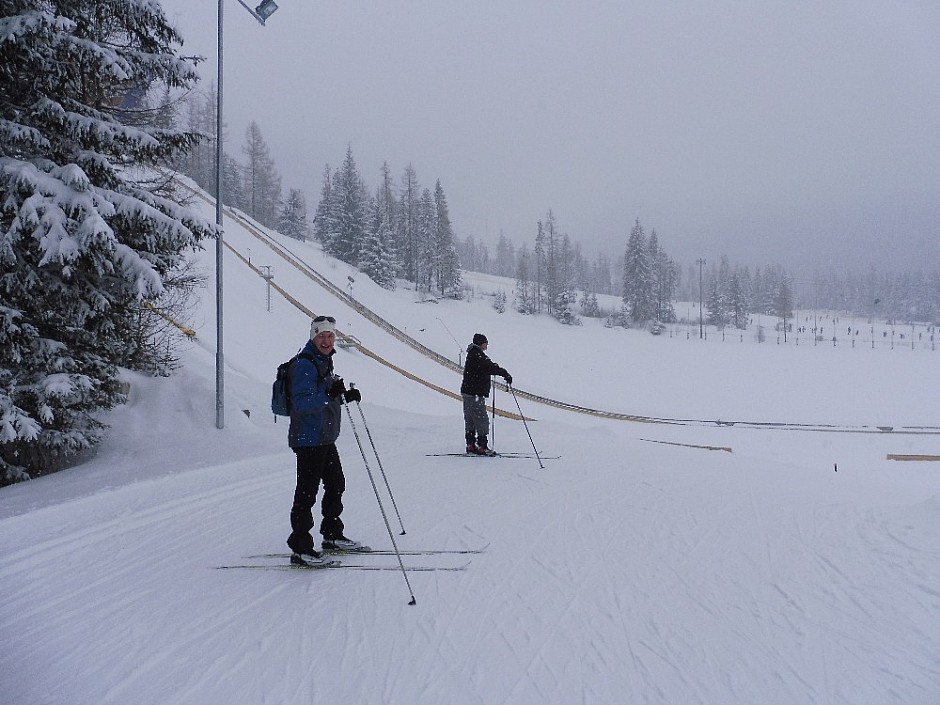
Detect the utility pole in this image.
<box><xmin>696</xmin><ymin>258</ymin><xmax>706</xmax><ymax>339</ymax></box>
<box><xmin>214</xmin><ymin>0</ymin><xmax>279</xmax><ymax>429</ymax></box>
<box><xmin>260</xmin><ymin>266</ymin><xmax>274</xmax><ymax>311</ymax></box>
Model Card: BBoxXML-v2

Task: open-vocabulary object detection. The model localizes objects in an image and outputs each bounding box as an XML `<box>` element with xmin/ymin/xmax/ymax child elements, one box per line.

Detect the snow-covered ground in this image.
<box><xmin>2</xmin><ymin>190</ymin><xmax>938</xmax><ymax>705</ymax></box>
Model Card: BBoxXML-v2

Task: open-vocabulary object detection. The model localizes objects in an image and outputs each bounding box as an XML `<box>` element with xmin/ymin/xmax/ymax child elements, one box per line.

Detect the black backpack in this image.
<box><xmin>271</xmin><ymin>352</ymin><xmax>315</xmax><ymax>419</ymax></box>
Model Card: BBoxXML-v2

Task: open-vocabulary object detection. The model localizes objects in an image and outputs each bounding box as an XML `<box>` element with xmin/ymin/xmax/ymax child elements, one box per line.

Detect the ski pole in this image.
<box><xmin>342</xmin><ymin>398</ymin><xmax>416</xmax><ymax>605</ymax></box>
<box><xmin>349</xmin><ymin>384</ymin><xmax>406</xmax><ymax>535</ymax></box>
<box><xmin>490</xmin><ymin>377</ymin><xmax>496</xmax><ymax>449</ymax></box>
<box><xmin>507</xmin><ymin>385</ymin><xmax>544</xmax><ymax>469</ymax></box>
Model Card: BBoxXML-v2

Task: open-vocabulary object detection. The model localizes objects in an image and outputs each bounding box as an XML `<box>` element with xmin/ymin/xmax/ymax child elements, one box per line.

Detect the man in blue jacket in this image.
<box><xmin>460</xmin><ymin>333</ymin><xmax>512</xmax><ymax>455</ymax></box>
<box><xmin>286</xmin><ymin>315</ymin><xmax>363</xmax><ymax>565</ymax></box>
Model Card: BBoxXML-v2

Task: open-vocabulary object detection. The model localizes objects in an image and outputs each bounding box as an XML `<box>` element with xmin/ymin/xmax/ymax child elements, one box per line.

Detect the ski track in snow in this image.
<box><xmin>4</xmin><ymin>410</ymin><xmax>939</xmax><ymax>704</ymax></box>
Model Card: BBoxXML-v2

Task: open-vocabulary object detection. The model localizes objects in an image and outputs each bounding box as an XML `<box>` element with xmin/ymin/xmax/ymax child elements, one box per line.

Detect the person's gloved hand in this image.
<box><xmin>343</xmin><ymin>388</ymin><xmax>361</xmax><ymax>404</ymax></box>
<box><xmin>327</xmin><ymin>377</ymin><xmax>346</xmax><ymax>399</ymax></box>
<box><xmin>504</xmin><ymin>373</ymin><xmax>513</xmax><ymax>385</ymax></box>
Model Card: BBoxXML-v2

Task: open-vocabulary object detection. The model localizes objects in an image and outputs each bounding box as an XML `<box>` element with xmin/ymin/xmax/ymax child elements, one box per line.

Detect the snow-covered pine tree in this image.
<box><xmin>455</xmin><ymin>233</ymin><xmax>474</xmax><ymax>271</ymax></box>
<box><xmin>622</xmin><ymin>218</ymin><xmax>653</xmax><ymax>323</ymax></box>
<box><xmin>774</xmin><ymin>271</ymin><xmax>794</xmax><ymax>323</ymax></box>
<box><xmin>277</xmin><ymin>188</ymin><xmax>308</xmax><ymax>240</ymax></box>
<box><xmin>396</xmin><ymin>164</ymin><xmax>419</xmax><ymax>286</ymax></box>
<box><xmin>514</xmin><ymin>243</ymin><xmax>535</xmax><ymax>314</ymax></box>
<box><xmin>580</xmin><ymin>290</ymin><xmax>601</xmax><ymax>318</ymax></box>
<box><xmin>495</xmin><ymin>233</ymin><xmax>515</xmax><ymax>278</ymax></box>
<box><xmin>375</xmin><ymin>162</ymin><xmax>397</xmax><ymax>228</ymax></box>
<box><xmin>729</xmin><ymin>270</ymin><xmax>749</xmax><ymax>329</ymax></box>
<box><xmin>592</xmin><ymin>253</ymin><xmax>613</xmax><ymax>297</ymax></box>
<box><xmin>221</xmin><ymin>153</ymin><xmax>244</xmax><ymax>214</ymax></box>
<box><xmin>374</xmin><ymin>161</ymin><xmax>401</xmax><ymax>277</ymax></box>
<box><xmin>177</xmin><ymin>87</ymin><xmax>218</xmax><ymax>196</ymax></box>
<box><xmin>751</xmin><ymin>267</ymin><xmax>769</xmax><ymax>315</ymax></box>
<box><xmin>416</xmin><ymin>188</ymin><xmax>435</xmax><ymax>293</ymax></box>
<box><xmin>0</xmin><ymin>1</ymin><xmax>214</xmax><ymax>484</ymax></box>
<box><xmin>242</xmin><ymin>121</ymin><xmax>281</xmax><ymax>228</ymax></box>
<box><xmin>432</xmin><ymin>180</ymin><xmax>461</xmax><ymax>298</ymax></box>
<box><xmin>331</xmin><ymin>145</ymin><xmax>367</xmax><ymax>265</ymax></box>
<box><xmin>534</xmin><ymin>220</ymin><xmax>546</xmax><ymax>314</ymax></box>
<box><xmin>706</xmin><ymin>257</ymin><xmax>731</xmax><ymax>328</ymax></box>
<box><xmin>312</xmin><ymin>164</ymin><xmax>333</xmax><ymax>244</ymax></box>
<box><xmin>552</xmin><ymin>233</ymin><xmax>581</xmax><ymax>325</ymax></box>
<box><xmin>648</xmin><ymin>230</ymin><xmax>677</xmax><ymax>323</ymax></box>
<box><xmin>542</xmin><ymin>210</ymin><xmax>561</xmax><ymax>316</ymax></box>
<box><xmin>359</xmin><ymin>203</ymin><xmax>396</xmax><ymax>290</ymax></box>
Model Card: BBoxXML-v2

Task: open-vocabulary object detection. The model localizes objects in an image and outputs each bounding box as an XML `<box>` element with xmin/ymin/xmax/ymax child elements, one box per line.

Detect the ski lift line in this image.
<box><xmin>180</xmin><ymin>179</ymin><xmax>511</xmax><ymax>417</ymax></box>
<box><xmin>230</xmin><ymin>220</ymin><xmax>940</xmax><ymax>436</ymax></box>
<box><xmin>886</xmin><ymin>454</ymin><xmax>940</xmax><ymax>461</ymax></box>
<box><xmin>207</xmin><ymin>190</ymin><xmax>461</xmax><ymax>372</ymax></box>
<box><xmin>244</xmin><ymin>222</ymin><xmax>463</xmax><ymax>374</ymax></box>
<box><xmin>183</xmin><ymin>182</ymin><xmax>940</xmax><ymax>438</ymax></box>
<box><xmin>142</xmin><ymin>301</ymin><xmax>197</xmax><ymax>338</ymax></box>
<box><xmin>639</xmin><ymin>438</ymin><xmax>733</xmax><ymax>453</ymax></box>
<box><xmin>353</xmin><ymin>343</ymin><xmax>526</xmax><ymax>421</ymax></box>
<box><xmin>223</xmin><ymin>241</ymin><xmax>528</xmax><ymax>421</ymax></box>
<box><xmin>226</xmin><ymin>223</ymin><xmax>671</xmax><ymax>428</ymax></box>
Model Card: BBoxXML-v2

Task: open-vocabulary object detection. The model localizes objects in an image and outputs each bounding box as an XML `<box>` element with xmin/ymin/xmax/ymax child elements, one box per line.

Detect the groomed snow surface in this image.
<box><xmin>2</xmin><ymin>195</ymin><xmax>938</xmax><ymax>704</ymax></box>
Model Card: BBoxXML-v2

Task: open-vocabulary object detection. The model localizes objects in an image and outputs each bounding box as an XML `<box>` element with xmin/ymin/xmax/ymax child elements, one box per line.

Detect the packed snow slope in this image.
<box><xmin>2</xmin><ymin>190</ymin><xmax>939</xmax><ymax>705</ymax></box>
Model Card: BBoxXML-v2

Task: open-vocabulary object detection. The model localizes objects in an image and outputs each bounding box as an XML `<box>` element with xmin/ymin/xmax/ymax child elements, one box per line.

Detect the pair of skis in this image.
<box><xmin>425</xmin><ymin>451</ymin><xmax>559</xmax><ymax>459</ymax></box>
<box><xmin>217</xmin><ymin>544</ymin><xmax>487</xmax><ymax>572</ymax></box>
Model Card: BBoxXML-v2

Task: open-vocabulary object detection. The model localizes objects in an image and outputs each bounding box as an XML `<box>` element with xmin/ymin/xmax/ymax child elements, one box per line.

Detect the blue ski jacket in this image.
<box><xmin>288</xmin><ymin>341</ymin><xmax>342</xmax><ymax>448</ymax></box>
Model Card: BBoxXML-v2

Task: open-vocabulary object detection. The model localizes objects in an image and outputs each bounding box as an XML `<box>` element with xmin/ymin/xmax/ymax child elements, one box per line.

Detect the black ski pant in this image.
<box><xmin>287</xmin><ymin>443</ymin><xmax>345</xmax><ymax>554</ymax></box>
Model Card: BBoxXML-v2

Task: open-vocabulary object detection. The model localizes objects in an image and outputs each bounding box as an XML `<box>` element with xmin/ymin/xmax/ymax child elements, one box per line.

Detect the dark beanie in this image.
<box><xmin>473</xmin><ymin>333</ymin><xmax>488</xmax><ymax>346</ymax></box>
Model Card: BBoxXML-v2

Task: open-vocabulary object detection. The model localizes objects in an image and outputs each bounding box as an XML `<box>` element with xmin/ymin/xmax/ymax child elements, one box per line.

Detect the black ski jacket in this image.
<box><xmin>460</xmin><ymin>344</ymin><xmax>510</xmax><ymax>398</ymax></box>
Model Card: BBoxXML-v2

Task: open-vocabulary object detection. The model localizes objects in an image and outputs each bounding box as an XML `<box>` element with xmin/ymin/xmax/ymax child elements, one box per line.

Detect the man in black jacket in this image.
<box><xmin>460</xmin><ymin>333</ymin><xmax>512</xmax><ymax>455</ymax></box>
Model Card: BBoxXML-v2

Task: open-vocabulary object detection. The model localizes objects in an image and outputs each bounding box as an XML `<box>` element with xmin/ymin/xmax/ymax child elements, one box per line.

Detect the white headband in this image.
<box><xmin>310</xmin><ymin>318</ymin><xmax>336</xmax><ymax>339</ymax></box>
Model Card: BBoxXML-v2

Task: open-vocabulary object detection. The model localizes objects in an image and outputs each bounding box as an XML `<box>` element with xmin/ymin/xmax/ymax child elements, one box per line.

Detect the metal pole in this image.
<box><xmin>214</xmin><ymin>1</ymin><xmax>278</xmax><ymax>429</ymax></box>
<box><xmin>696</xmin><ymin>258</ymin><xmax>706</xmax><ymax>339</ymax></box>
<box><xmin>490</xmin><ymin>377</ymin><xmax>496</xmax><ymax>450</ymax></box>
<box><xmin>215</xmin><ymin>0</ymin><xmax>225</xmax><ymax>429</ymax></box>
<box><xmin>343</xmin><ymin>402</ymin><xmax>417</xmax><ymax>605</ymax></box>
<box><xmin>350</xmin><ymin>385</ymin><xmax>406</xmax><ymax>535</ymax></box>
<box><xmin>508</xmin><ymin>385</ymin><xmax>544</xmax><ymax>469</ymax></box>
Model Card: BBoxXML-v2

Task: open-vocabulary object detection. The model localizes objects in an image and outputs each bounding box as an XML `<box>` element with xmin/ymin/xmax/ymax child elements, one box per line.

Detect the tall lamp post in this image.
<box><xmin>215</xmin><ymin>0</ymin><xmax>279</xmax><ymax>429</ymax></box>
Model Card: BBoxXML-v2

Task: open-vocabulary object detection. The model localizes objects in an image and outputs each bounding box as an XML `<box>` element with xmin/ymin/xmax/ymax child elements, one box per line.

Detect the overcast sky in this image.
<box><xmin>159</xmin><ymin>0</ymin><xmax>940</xmax><ymax>276</ymax></box>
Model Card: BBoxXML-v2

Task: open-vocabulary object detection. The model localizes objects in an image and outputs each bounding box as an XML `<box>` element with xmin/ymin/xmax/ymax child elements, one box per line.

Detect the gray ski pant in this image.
<box><xmin>462</xmin><ymin>393</ymin><xmax>490</xmax><ymax>437</ymax></box>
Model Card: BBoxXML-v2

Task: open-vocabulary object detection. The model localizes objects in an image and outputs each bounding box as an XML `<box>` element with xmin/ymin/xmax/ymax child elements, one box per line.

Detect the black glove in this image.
<box><xmin>343</xmin><ymin>388</ymin><xmax>361</xmax><ymax>404</ymax></box>
<box><xmin>503</xmin><ymin>373</ymin><xmax>512</xmax><ymax>385</ymax></box>
<box><xmin>326</xmin><ymin>377</ymin><xmax>346</xmax><ymax>399</ymax></box>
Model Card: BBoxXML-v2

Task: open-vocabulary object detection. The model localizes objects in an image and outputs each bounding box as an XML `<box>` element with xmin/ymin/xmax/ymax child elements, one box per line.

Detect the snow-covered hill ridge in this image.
<box><xmin>191</xmin><ymin>180</ymin><xmax>939</xmax><ymax>435</ymax></box>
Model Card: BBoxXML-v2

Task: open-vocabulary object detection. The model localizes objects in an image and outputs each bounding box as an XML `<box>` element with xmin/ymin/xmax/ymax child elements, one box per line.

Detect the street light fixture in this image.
<box><xmin>237</xmin><ymin>0</ymin><xmax>279</xmax><ymax>25</ymax></box>
<box><xmin>215</xmin><ymin>0</ymin><xmax>279</xmax><ymax>429</ymax></box>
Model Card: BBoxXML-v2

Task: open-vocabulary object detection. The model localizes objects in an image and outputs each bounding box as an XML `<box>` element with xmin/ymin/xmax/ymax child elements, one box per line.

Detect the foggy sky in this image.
<box><xmin>158</xmin><ymin>0</ymin><xmax>940</xmax><ymax>276</ymax></box>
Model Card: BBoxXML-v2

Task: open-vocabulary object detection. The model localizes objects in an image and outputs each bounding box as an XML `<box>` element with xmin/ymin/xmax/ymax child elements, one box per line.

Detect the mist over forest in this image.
<box><xmin>173</xmin><ymin>95</ymin><xmax>939</xmax><ymax>328</ymax></box>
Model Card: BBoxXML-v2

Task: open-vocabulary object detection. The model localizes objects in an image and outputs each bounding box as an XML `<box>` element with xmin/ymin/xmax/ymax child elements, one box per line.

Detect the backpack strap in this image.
<box><xmin>289</xmin><ymin>351</ymin><xmax>324</xmax><ymax>387</ymax></box>
<box><xmin>285</xmin><ymin>352</ymin><xmax>318</xmax><ymax>407</ymax></box>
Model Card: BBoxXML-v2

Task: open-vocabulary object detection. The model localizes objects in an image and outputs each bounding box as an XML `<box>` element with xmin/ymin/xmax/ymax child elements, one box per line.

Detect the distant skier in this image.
<box><xmin>285</xmin><ymin>315</ymin><xmax>365</xmax><ymax>565</ymax></box>
<box><xmin>460</xmin><ymin>333</ymin><xmax>512</xmax><ymax>455</ymax></box>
